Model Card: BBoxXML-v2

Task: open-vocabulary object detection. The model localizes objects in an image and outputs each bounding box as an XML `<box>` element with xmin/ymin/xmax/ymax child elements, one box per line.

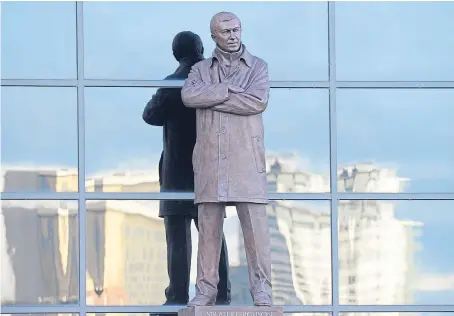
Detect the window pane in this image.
<box><xmin>1</xmin><ymin>1</ymin><xmax>77</xmax><ymax>79</ymax></box>
<box><xmin>84</xmin><ymin>88</ymin><xmax>161</xmax><ymax>193</ymax></box>
<box><xmin>339</xmin><ymin>200</ymin><xmax>454</xmax><ymax>305</ymax></box>
<box><xmin>335</xmin><ymin>1</ymin><xmax>454</xmax><ymax>81</ymax></box>
<box><xmin>85</xmin><ymin>200</ymin><xmax>331</xmax><ymax>305</ymax></box>
<box><xmin>337</xmin><ymin>89</ymin><xmax>454</xmax><ymax>193</ymax></box>
<box><xmin>1</xmin><ymin>87</ymin><xmax>78</xmax><ymax>193</ymax></box>
<box><xmin>84</xmin><ymin>88</ymin><xmax>329</xmax><ymax>193</ymax></box>
<box><xmin>1</xmin><ymin>200</ymin><xmax>79</xmax><ymax>305</ymax></box>
<box><xmin>266</xmin><ymin>89</ymin><xmax>330</xmax><ymax>193</ymax></box>
<box><xmin>83</xmin><ymin>2</ymin><xmax>328</xmax><ymax>81</ymax></box>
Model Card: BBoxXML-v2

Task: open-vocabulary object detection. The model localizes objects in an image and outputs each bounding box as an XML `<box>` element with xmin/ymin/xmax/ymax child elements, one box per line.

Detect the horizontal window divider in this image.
<box><xmin>84</xmin><ymin>192</ymin><xmax>332</xmax><ymax>200</ymax></box>
<box><xmin>338</xmin><ymin>192</ymin><xmax>454</xmax><ymax>200</ymax></box>
<box><xmin>2</xmin><ymin>304</ymin><xmax>453</xmax><ymax>314</ymax></box>
<box><xmin>2</xmin><ymin>192</ymin><xmax>453</xmax><ymax>201</ymax></box>
<box><xmin>3</xmin><ymin>80</ymin><xmax>454</xmax><ymax>89</ymax></box>
<box><xmin>336</xmin><ymin>81</ymin><xmax>454</xmax><ymax>88</ymax></box>
<box><xmin>338</xmin><ymin>305</ymin><xmax>454</xmax><ymax>312</ymax></box>
<box><xmin>84</xmin><ymin>305</ymin><xmax>334</xmax><ymax>313</ymax></box>
<box><xmin>1</xmin><ymin>79</ymin><xmax>78</xmax><ymax>87</ymax></box>
<box><xmin>1</xmin><ymin>192</ymin><xmax>79</xmax><ymax>200</ymax></box>
<box><xmin>83</xmin><ymin>79</ymin><xmax>330</xmax><ymax>88</ymax></box>
<box><xmin>1</xmin><ymin>305</ymin><xmax>79</xmax><ymax>314</ymax></box>
<box><xmin>84</xmin><ymin>79</ymin><xmax>184</xmax><ymax>88</ymax></box>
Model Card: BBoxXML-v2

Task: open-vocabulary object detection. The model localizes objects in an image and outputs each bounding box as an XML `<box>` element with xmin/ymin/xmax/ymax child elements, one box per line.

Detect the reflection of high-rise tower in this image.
<box><xmin>232</xmin><ymin>154</ymin><xmax>331</xmax><ymax>305</ymax></box>
<box><xmin>233</xmin><ymin>155</ymin><xmax>422</xmax><ymax>307</ymax></box>
<box><xmin>338</xmin><ymin>165</ymin><xmax>421</xmax><ymax>306</ymax></box>
<box><xmin>338</xmin><ymin>199</ymin><xmax>422</xmax><ymax>306</ymax></box>
<box><xmin>265</xmin><ymin>201</ymin><xmax>331</xmax><ymax>305</ymax></box>
<box><xmin>1</xmin><ymin>207</ymin><xmax>16</xmax><ymax>303</ymax></box>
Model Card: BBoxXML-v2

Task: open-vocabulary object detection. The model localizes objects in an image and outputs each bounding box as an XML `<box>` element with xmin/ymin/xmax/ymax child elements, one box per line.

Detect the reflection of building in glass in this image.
<box><xmin>1</xmin><ymin>168</ymin><xmax>167</xmax><ymax>306</ymax></box>
<box><xmin>1</xmin><ymin>207</ymin><xmax>16</xmax><ymax>303</ymax></box>
<box><xmin>233</xmin><ymin>200</ymin><xmax>331</xmax><ymax>305</ymax></box>
<box><xmin>85</xmin><ymin>170</ymin><xmax>160</xmax><ymax>192</ymax></box>
<box><xmin>1</xmin><ymin>166</ymin><xmax>160</xmax><ymax>193</ymax></box>
<box><xmin>338</xmin><ymin>163</ymin><xmax>421</xmax><ymax>306</ymax></box>
<box><xmin>232</xmin><ymin>155</ymin><xmax>331</xmax><ymax>305</ymax></box>
<box><xmin>1</xmin><ymin>200</ymin><xmax>79</xmax><ymax>304</ymax></box>
<box><xmin>1</xmin><ymin>157</ymin><xmax>423</xmax><ymax>307</ymax></box>
<box><xmin>266</xmin><ymin>154</ymin><xmax>329</xmax><ymax>193</ymax></box>
<box><xmin>338</xmin><ymin>163</ymin><xmax>409</xmax><ymax>193</ymax></box>
<box><xmin>85</xmin><ymin>200</ymin><xmax>167</xmax><ymax>306</ymax></box>
<box><xmin>232</xmin><ymin>156</ymin><xmax>422</xmax><ymax>307</ymax></box>
<box><xmin>338</xmin><ymin>199</ymin><xmax>422</xmax><ymax>305</ymax></box>
<box><xmin>2</xmin><ymin>167</ymin><xmax>78</xmax><ymax>192</ymax></box>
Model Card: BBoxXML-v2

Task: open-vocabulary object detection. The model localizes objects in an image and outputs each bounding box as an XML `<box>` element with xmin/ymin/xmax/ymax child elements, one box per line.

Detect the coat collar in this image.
<box><xmin>209</xmin><ymin>43</ymin><xmax>252</xmax><ymax>68</ymax></box>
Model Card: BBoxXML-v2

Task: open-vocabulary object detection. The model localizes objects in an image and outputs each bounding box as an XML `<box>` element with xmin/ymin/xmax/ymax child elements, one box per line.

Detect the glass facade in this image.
<box><xmin>1</xmin><ymin>1</ymin><xmax>454</xmax><ymax>315</ymax></box>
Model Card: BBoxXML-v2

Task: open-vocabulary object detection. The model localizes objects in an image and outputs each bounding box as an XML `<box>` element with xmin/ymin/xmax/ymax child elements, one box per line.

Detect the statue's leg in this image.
<box><xmin>163</xmin><ymin>215</ymin><xmax>192</xmax><ymax>304</ymax></box>
<box><xmin>194</xmin><ymin>218</ymin><xmax>231</xmax><ymax>305</ymax></box>
<box><xmin>188</xmin><ymin>202</ymin><xmax>225</xmax><ymax>306</ymax></box>
<box><xmin>236</xmin><ymin>202</ymin><xmax>273</xmax><ymax>306</ymax></box>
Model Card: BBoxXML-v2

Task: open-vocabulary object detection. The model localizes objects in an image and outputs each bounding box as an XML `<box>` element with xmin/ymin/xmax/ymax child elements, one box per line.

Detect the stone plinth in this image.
<box><xmin>178</xmin><ymin>306</ymin><xmax>283</xmax><ymax>316</ymax></box>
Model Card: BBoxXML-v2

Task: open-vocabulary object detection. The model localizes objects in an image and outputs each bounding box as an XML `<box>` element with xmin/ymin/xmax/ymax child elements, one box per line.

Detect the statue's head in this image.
<box><xmin>172</xmin><ymin>31</ymin><xmax>204</xmax><ymax>62</ymax></box>
<box><xmin>210</xmin><ymin>12</ymin><xmax>242</xmax><ymax>53</ymax></box>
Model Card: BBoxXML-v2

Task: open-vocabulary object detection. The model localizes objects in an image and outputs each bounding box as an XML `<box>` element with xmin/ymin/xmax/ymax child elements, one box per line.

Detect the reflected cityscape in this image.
<box><xmin>3</xmin><ymin>153</ymin><xmax>444</xmax><ymax>307</ymax></box>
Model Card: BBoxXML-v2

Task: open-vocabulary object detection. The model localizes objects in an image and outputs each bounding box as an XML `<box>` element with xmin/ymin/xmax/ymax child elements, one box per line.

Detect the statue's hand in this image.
<box><xmin>228</xmin><ymin>85</ymin><xmax>245</xmax><ymax>94</ymax></box>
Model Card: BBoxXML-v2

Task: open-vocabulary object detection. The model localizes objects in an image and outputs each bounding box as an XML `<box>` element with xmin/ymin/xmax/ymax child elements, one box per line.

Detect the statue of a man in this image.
<box><xmin>181</xmin><ymin>12</ymin><xmax>272</xmax><ymax>307</ymax></box>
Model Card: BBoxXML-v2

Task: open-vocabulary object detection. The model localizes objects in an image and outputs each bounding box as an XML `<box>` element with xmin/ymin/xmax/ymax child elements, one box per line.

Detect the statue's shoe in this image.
<box><xmin>188</xmin><ymin>294</ymin><xmax>216</xmax><ymax>306</ymax></box>
<box><xmin>252</xmin><ymin>292</ymin><xmax>272</xmax><ymax>307</ymax></box>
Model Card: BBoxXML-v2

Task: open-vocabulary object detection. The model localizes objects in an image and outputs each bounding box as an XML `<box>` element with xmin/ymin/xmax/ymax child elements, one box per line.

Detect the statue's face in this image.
<box><xmin>212</xmin><ymin>18</ymin><xmax>241</xmax><ymax>53</ymax></box>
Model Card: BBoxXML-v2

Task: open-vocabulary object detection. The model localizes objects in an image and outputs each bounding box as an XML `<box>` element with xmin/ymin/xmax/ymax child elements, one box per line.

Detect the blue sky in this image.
<box><xmin>2</xmin><ymin>0</ymin><xmax>454</xmax><ymax>305</ymax></box>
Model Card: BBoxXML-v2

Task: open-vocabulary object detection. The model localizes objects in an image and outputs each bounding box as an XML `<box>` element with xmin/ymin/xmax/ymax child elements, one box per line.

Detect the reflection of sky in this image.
<box><xmin>83</xmin><ymin>87</ymin><xmax>329</xmax><ymax>175</ymax></box>
<box><xmin>337</xmin><ymin>89</ymin><xmax>454</xmax><ymax>193</ymax></box>
<box><xmin>2</xmin><ymin>1</ymin><xmax>454</xmax><ymax>305</ymax></box>
<box><xmin>81</xmin><ymin>1</ymin><xmax>328</xmax><ymax>81</ymax></box>
<box><xmin>390</xmin><ymin>201</ymin><xmax>454</xmax><ymax>304</ymax></box>
<box><xmin>336</xmin><ymin>1</ymin><xmax>454</xmax><ymax>81</ymax></box>
<box><xmin>1</xmin><ymin>1</ymin><xmax>77</xmax><ymax>79</ymax></box>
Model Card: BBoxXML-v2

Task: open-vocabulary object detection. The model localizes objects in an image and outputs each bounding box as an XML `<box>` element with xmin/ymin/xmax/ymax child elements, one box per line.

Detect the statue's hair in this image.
<box><xmin>210</xmin><ymin>12</ymin><xmax>240</xmax><ymax>34</ymax></box>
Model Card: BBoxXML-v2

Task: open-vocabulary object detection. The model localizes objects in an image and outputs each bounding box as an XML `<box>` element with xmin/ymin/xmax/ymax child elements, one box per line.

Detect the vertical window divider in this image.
<box><xmin>76</xmin><ymin>2</ymin><xmax>87</xmax><ymax>315</ymax></box>
<box><xmin>328</xmin><ymin>1</ymin><xmax>340</xmax><ymax>315</ymax></box>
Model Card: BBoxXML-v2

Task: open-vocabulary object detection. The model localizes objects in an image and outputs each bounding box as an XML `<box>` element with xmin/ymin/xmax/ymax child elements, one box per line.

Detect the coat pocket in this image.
<box><xmin>251</xmin><ymin>136</ymin><xmax>266</xmax><ymax>173</ymax></box>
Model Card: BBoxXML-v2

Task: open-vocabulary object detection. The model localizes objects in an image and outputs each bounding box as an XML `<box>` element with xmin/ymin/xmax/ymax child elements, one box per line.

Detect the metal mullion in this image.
<box><xmin>337</xmin><ymin>81</ymin><xmax>454</xmax><ymax>89</ymax></box>
<box><xmin>1</xmin><ymin>305</ymin><xmax>79</xmax><ymax>314</ymax></box>
<box><xmin>1</xmin><ymin>192</ymin><xmax>79</xmax><ymax>200</ymax></box>
<box><xmin>83</xmin><ymin>192</ymin><xmax>332</xmax><ymax>201</ymax></box>
<box><xmin>338</xmin><ymin>305</ymin><xmax>454</xmax><ymax>313</ymax></box>
<box><xmin>1</xmin><ymin>79</ymin><xmax>78</xmax><ymax>87</ymax></box>
<box><xmin>269</xmin><ymin>81</ymin><xmax>329</xmax><ymax>88</ymax></box>
<box><xmin>328</xmin><ymin>1</ymin><xmax>339</xmax><ymax>313</ymax></box>
<box><xmin>76</xmin><ymin>2</ymin><xmax>86</xmax><ymax>316</ymax></box>
<box><xmin>340</xmin><ymin>192</ymin><xmax>454</xmax><ymax>200</ymax></box>
<box><xmin>84</xmin><ymin>305</ymin><xmax>334</xmax><ymax>314</ymax></box>
<box><xmin>84</xmin><ymin>79</ymin><xmax>184</xmax><ymax>88</ymax></box>
<box><xmin>3</xmin><ymin>304</ymin><xmax>453</xmax><ymax>314</ymax></box>
<box><xmin>83</xmin><ymin>79</ymin><xmax>330</xmax><ymax>89</ymax></box>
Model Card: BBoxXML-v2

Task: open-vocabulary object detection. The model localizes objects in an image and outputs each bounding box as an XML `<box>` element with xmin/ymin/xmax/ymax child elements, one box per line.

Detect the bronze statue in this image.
<box><xmin>181</xmin><ymin>12</ymin><xmax>272</xmax><ymax>306</ymax></box>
